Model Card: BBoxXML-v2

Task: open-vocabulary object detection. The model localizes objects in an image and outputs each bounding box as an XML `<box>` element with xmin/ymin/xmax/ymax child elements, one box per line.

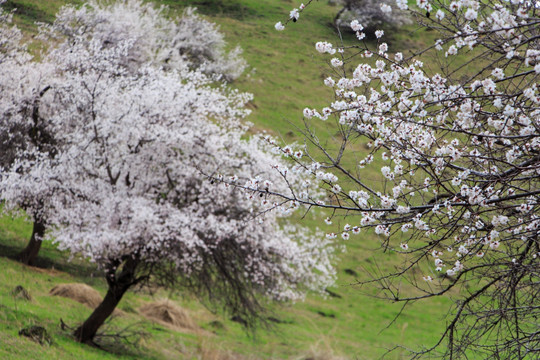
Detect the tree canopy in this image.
<box><xmin>0</xmin><ymin>0</ymin><xmax>335</xmax><ymax>344</ymax></box>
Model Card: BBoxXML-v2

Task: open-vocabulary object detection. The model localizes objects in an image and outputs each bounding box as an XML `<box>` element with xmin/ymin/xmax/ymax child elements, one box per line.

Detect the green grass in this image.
<box><xmin>0</xmin><ymin>217</ymin><xmax>452</xmax><ymax>359</ymax></box>
<box><xmin>0</xmin><ymin>0</ymin><xmax>463</xmax><ymax>359</ymax></box>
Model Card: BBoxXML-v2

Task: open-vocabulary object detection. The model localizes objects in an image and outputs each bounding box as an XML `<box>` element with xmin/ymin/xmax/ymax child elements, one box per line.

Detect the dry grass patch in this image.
<box><xmin>139</xmin><ymin>299</ymin><xmax>198</xmax><ymax>331</ymax></box>
<box><xmin>49</xmin><ymin>283</ymin><xmax>126</xmax><ymax>317</ymax></box>
<box><xmin>49</xmin><ymin>283</ymin><xmax>103</xmax><ymax>308</ymax></box>
<box><xmin>299</xmin><ymin>341</ymin><xmax>349</xmax><ymax>360</ymax></box>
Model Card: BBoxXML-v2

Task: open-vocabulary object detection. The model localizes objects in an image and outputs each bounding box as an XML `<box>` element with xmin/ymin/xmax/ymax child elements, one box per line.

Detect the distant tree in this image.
<box><xmin>251</xmin><ymin>1</ymin><xmax>540</xmax><ymax>358</ymax></box>
<box><xmin>43</xmin><ymin>0</ymin><xmax>247</xmax><ymax>81</ymax></box>
<box><xmin>0</xmin><ymin>0</ymin><xmax>248</xmax><ymax>265</ymax></box>
<box><xmin>334</xmin><ymin>0</ymin><xmax>411</xmax><ymax>33</ymax></box>
<box><xmin>1</xmin><ymin>0</ymin><xmax>335</xmax><ymax>345</ymax></box>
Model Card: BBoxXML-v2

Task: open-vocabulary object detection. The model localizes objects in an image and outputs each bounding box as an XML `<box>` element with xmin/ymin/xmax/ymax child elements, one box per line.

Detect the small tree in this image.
<box><xmin>0</xmin><ymin>1</ymin><xmax>56</xmax><ymax>265</ymax></box>
<box><xmin>249</xmin><ymin>1</ymin><xmax>540</xmax><ymax>358</ymax></box>
<box><xmin>42</xmin><ymin>0</ymin><xmax>247</xmax><ymax>81</ymax></box>
<box><xmin>0</xmin><ymin>0</ymin><xmax>248</xmax><ymax>265</ymax></box>
<box><xmin>334</xmin><ymin>0</ymin><xmax>411</xmax><ymax>33</ymax></box>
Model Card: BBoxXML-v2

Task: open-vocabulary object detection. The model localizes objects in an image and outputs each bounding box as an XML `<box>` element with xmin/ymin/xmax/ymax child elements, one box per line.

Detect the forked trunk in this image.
<box><xmin>19</xmin><ymin>220</ymin><xmax>45</xmax><ymax>266</ymax></box>
<box><xmin>73</xmin><ymin>283</ymin><xmax>130</xmax><ymax>344</ymax></box>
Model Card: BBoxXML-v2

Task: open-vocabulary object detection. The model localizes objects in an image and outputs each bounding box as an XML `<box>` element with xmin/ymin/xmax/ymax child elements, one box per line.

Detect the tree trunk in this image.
<box><xmin>19</xmin><ymin>220</ymin><xmax>45</xmax><ymax>266</ymax></box>
<box><xmin>73</xmin><ymin>257</ymin><xmax>138</xmax><ymax>344</ymax></box>
<box><xmin>73</xmin><ymin>282</ymin><xmax>130</xmax><ymax>344</ymax></box>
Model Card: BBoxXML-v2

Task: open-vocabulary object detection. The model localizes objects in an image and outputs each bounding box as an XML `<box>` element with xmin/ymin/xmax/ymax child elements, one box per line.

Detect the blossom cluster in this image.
<box><xmin>261</xmin><ymin>0</ymin><xmax>540</xmax><ymax>290</ymax></box>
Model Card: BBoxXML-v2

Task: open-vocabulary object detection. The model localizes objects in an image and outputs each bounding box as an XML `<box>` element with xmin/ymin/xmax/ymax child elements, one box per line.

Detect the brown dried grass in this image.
<box><xmin>49</xmin><ymin>283</ymin><xmax>103</xmax><ymax>308</ymax></box>
<box><xmin>139</xmin><ymin>299</ymin><xmax>197</xmax><ymax>331</ymax></box>
<box><xmin>301</xmin><ymin>344</ymin><xmax>348</xmax><ymax>360</ymax></box>
<box><xmin>49</xmin><ymin>283</ymin><xmax>126</xmax><ymax>316</ymax></box>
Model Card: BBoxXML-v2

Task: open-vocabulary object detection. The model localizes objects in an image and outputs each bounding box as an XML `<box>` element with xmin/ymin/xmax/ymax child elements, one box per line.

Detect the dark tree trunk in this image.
<box><xmin>73</xmin><ymin>257</ymin><xmax>139</xmax><ymax>344</ymax></box>
<box><xmin>73</xmin><ymin>282</ymin><xmax>129</xmax><ymax>344</ymax></box>
<box><xmin>334</xmin><ymin>0</ymin><xmax>353</xmax><ymax>26</ymax></box>
<box><xmin>19</xmin><ymin>220</ymin><xmax>45</xmax><ymax>266</ymax></box>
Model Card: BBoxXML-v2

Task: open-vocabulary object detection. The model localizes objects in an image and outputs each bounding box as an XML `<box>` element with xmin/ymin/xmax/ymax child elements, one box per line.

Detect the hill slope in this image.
<box><xmin>0</xmin><ymin>1</ymin><xmax>451</xmax><ymax>359</ymax></box>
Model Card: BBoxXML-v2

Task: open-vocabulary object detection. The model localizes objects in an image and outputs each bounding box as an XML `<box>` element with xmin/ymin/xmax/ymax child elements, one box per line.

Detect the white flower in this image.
<box><xmin>491</xmin><ymin>68</ymin><xmax>504</xmax><ymax>80</ymax></box>
<box><xmin>516</xmin><ymin>7</ymin><xmax>528</xmax><ymax>18</ymax></box>
<box><xmin>396</xmin><ymin>0</ymin><xmax>408</xmax><ymax>10</ymax></box>
<box><xmin>380</xmin><ymin>195</ymin><xmax>395</xmax><ymax>208</ymax></box>
<box><xmin>381</xmin><ymin>166</ymin><xmax>393</xmax><ymax>180</ymax></box>
<box><xmin>275</xmin><ymin>22</ymin><xmax>285</xmax><ymax>31</ymax></box>
<box><xmin>380</xmin><ymin>4</ymin><xmax>392</xmax><ymax>13</ymax></box>
<box><xmin>289</xmin><ymin>8</ymin><xmax>299</xmax><ymax>21</ymax></box>
<box><xmin>331</xmin><ymin>58</ymin><xmax>343</xmax><ymax>67</ymax></box>
<box><xmin>350</xmin><ymin>20</ymin><xmax>363</xmax><ymax>32</ymax></box>
<box><xmin>435</xmin><ymin>9</ymin><xmax>445</xmax><ymax>20</ymax></box>
<box><xmin>446</xmin><ymin>45</ymin><xmax>458</xmax><ymax>57</ymax></box>
<box><xmin>396</xmin><ymin>205</ymin><xmax>410</xmax><ymax>214</ymax></box>
<box><xmin>401</xmin><ymin>223</ymin><xmax>412</xmax><ymax>232</ymax></box>
<box><xmin>464</xmin><ymin>8</ymin><xmax>478</xmax><ymax>20</ymax></box>
<box><xmin>400</xmin><ymin>243</ymin><xmax>409</xmax><ymax>250</ymax></box>
<box><xmin>315</xmin><ymin>41</ymin><xmax>336</xmax><ymax>54</ymax></box>
<box><xmin>341</xmin><ymin>232</ymin><xmax>350</xmax><ymax>240</ymax></box>
<box><xmin>375</xmin><ymin>30</ymin><xmax>384</xmax><ymax>39</ymax></box>
<box><xmin>415</xmin><ymin>218</ymin><xmax>429</xmax><ymax>230</ymax></box>
<box><xmin>492</xmin><ymin>215</ymin><xmax>509</xmax><ymax>227</ymax></box>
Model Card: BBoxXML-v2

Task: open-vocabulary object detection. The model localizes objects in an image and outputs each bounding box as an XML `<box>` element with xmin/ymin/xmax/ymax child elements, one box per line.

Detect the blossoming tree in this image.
<box><xmin>44</xmin><ymin>37</ymin><xmax>333</xmax><ymax>343</ymax></box>
<box><xmin>333</xmin><ymin>0</ymin><xmax>411</xmax><ymax>33</ymax></box>
<box><xmin>1</xmin><ymin>0</ymin><xmax>248</xmax><ymax>265</ymax></box>
<box><xmin>42</xmin><ymin>0</ymin><xmax>247</xmax><ymax>81</ymax></box>
<box><xmin>1</xmin><ymin>0</ymin><xmax>335</xmax><ymax>344</ymax></box>
<box><xmin>0</xmin><ymin>1</ymin><xmax>57</xmax><ymax>265</ymax></box>
<box><xmin>226</xmin><ymin>1</ymin><xmax>540</xmax><ymax>358</ymax></box>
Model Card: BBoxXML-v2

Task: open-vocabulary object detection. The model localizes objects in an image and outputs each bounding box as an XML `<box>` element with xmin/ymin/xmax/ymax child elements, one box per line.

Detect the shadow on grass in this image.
<box><xmin>2</xmin><ymin>0</ymin><xmax>55</xmax><ymax>24</ymax></box>
<box><xmin>160</xmin><ymin>0</ymin><xmax>259</xmax><ymax>19</ymax></box>
<box><xmin>0</xmin><ymin>237</ymin><xmax>103</xmax><ymax>283</ymax></box>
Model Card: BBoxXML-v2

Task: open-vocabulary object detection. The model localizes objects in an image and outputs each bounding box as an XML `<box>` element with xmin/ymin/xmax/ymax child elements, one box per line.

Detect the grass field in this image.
<box><xmin>1</xmin><ymin>1</ymin><xmax>457</xmax><ymax>359</ymax></box>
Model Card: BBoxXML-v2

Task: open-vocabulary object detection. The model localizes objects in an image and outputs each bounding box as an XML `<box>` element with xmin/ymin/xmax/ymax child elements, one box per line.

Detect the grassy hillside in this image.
<box><xmin>0</xmin><ymin>1</ymin><xmax>455</xmax><ymax>359</ymax></box>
